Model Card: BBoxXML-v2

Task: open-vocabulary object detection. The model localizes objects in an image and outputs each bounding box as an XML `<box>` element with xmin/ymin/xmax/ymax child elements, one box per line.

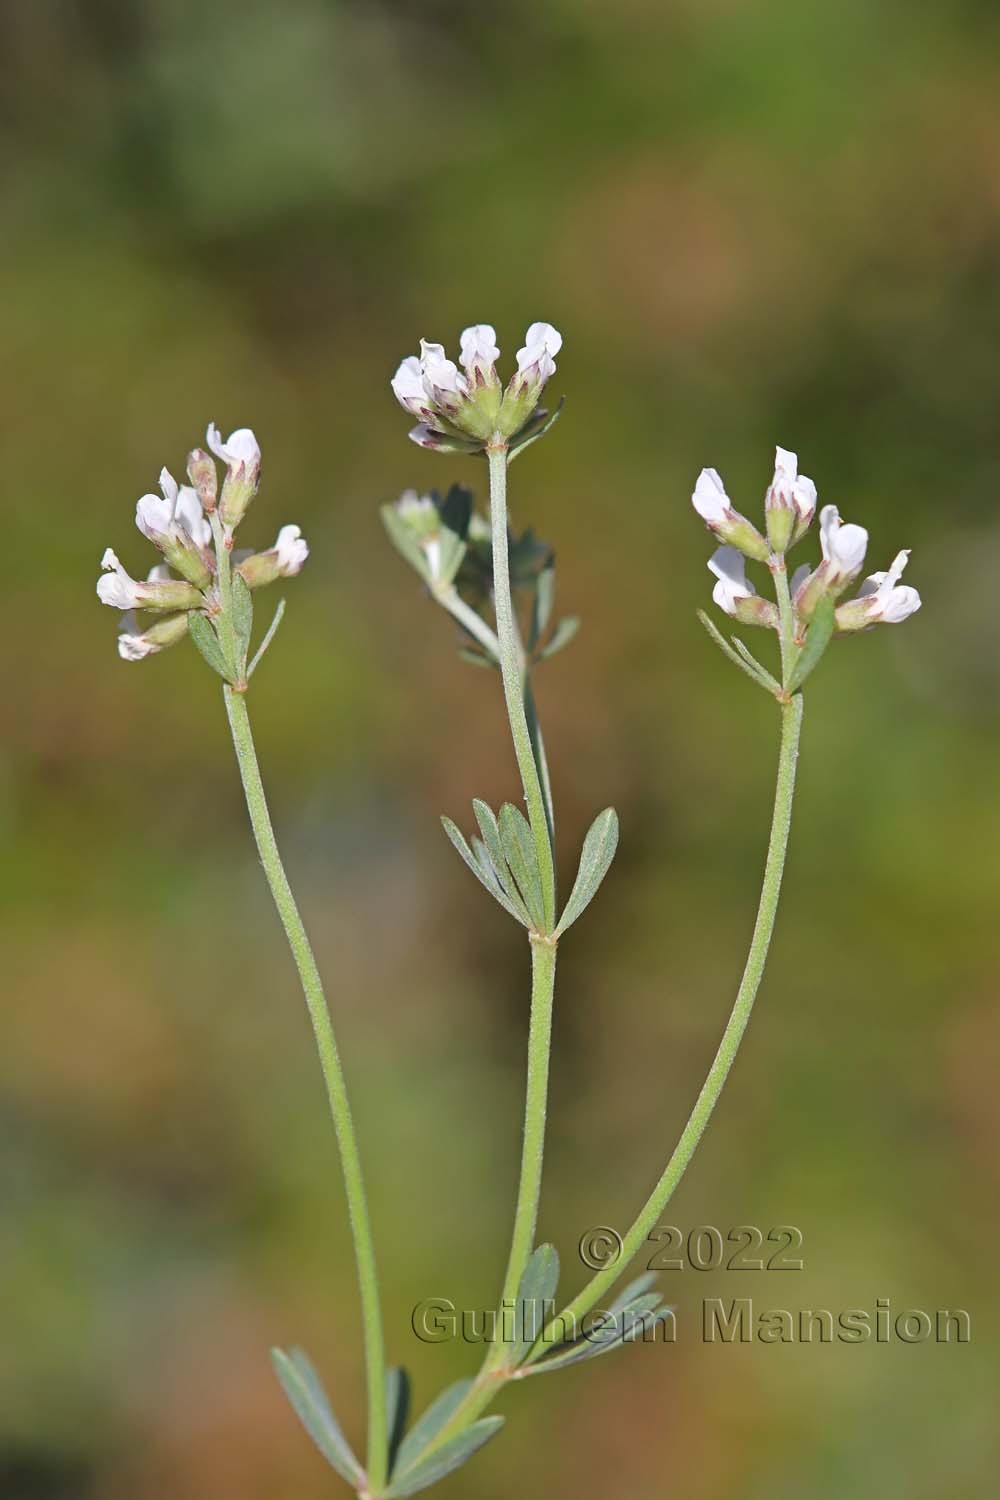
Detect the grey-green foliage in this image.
<box><xmin>525</xmin><ymin>1273</ymin><xmax>672</xmax><ymax>1376</ymax></box>
<box><xmin>271</xmin><ymin>1347</ymin><xmax>365</xmax><ymax>1486</ymax></box>
<box><xmin>556</xmin><ymin>807</ymin><xmax>619</xmax><ymax>935</ymax></box>
<box><xmin>441</xmin><ymin>798</ymin><xmax>549</xmax><ymax>930</ymax></box>
<box><xmin>188</xmin><ymin>610</ymin><xmax>233</xmax><ymax>682</ymax></box>
<box><xmin>511</xmin><ymin>1244</ymin><xmax>560</xmax><ymax>1364</ymax></box>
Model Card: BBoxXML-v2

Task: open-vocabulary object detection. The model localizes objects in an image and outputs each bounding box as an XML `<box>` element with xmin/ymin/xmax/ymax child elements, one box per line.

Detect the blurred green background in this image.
<box><xmin>3</xmin><ymin>1</ymin><xmax>999</xmax><ymax>1496</ymax></box>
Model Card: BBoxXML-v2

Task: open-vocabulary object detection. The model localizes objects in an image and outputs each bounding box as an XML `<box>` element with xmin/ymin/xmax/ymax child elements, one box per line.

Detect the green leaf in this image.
<box><xmin>508</xmin><ymin>396</ymin><xmax>565</xmax><ymax>463</ymax></box>
<box><xmin>696</xmin><ymin>610</ymin><xmax>776</xmax><ymax>693</ymax></box>
<box><xmin>527</xmin><ymin>1291</ymin><xmax>671</xmax><ymax>1375</ymax></box>
<box><xmin>555</xmin><ymin>807</ymin><xmax>619</xmax><ymax>936</ymax></box>
<box><xmin>731</xmin><ymin>637</ymin><xmax>780</xmax><ymax>694</ymax></box>
<box><xmin>539</xmin><ymin>616</ymin><xmax>580</xmax><ymax>660</ymax></box>
<box><xmin>231</xmin><ymin>573</ymin><xmax>254</xmax><ymax>673</ymax></box>
<box><xmin>472</xmin><ymin>799</ymin><xmax>531</xmax><ymax>924</ymax></box>
<box><xmin>247</xmin><ymin>598</ymin><xmax>286</xmax><ymax>677</ymax></box>
<box><xmin>457</xmin><ymin>646</ymin><xmax>496</xmax><ymax>670</ymax></box>
<box><xmin>512</xmin><ymin>1244</ymin><xmax>560</xmax><ymax>1364</ymax></box>
<box><xmin>788</xmin><ymin>593</ymin><xmax>835</xmax><ymax>691</ymax></box>
<box><xmin>392</xmin><ymin>1378</ymin><xmax>473</xmax><ymax>1477</ymax></box>
<box><xmin>386</xmin><ymin>1416</ymin><xmax>505</xmax><ymax>1497</ymax></box>
<box><xmin>441</xmin><ymin>818</ymin><xmax>528</xmax><ymax>926</ymax></box>
<box><xmin>498</xmin><ymin>803</ymin><xmax>546</xmax><ymax>929</ymax></box>
<box><xmin>531</xmin><ymin>564</ymin><xmax>556</xmax><ymax>649</ymax></box>
<box><xmin>386</xmin><ymin>1366</ymin><xmax>411</xmax><ymax>1477</ymax></box>
<box><xmin>271</xmin><ymin>1347</ymin><xmax>365</xmax><ymax>1486</ymax></box>
<box><xmin>188</xmin><ymin>610</ymin><xmax>233</xmax><ymax>682</ymax></box>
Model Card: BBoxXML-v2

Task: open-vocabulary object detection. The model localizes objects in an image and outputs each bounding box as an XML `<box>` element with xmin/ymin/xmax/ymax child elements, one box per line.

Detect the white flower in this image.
<box><xmin>515</xmin><ymin>321</ymin><xmax>563</xmax><ymax>382</ymax></box>
<box><xmin>708</xmin><ymin>546</ymin><xmax>755</xmax><ymax>615</ymax></box>
<box><xmin>693</xmin><ymin>468</ymin><xmax>731</xmax><ymax>525</ymax></box>
<box><xmin>819</xmin><ymin>504</ymin><xmax>868</xmax><ymax>577</ymax></box>
<box><xmin>206</xmin><ymin>424</ymin><xmax>261</xmax><ymax>470</ymax></box>
<box><xmin>97</xmin><ymin>549</ymin><xmax>200</xmax><ymax>612</ymax></box>
<box><xmin>691</xmin><ymin>466</ymin><xmax>770</xmax><ymax>562</ymax></box>
<box><xmin>136</xmin><ymin>467</ymin><xmax>212</xmax><ymax>550</ymax></box>
<box><xmin>97</xmin><ymin>549</ymin><xmax>147</xmax><ymax>610</ymax></box>
<box><xmin>391</xmin><ymin>356</ymin><xmax>429</xmax><ymax>418</ymax></box>
<box><xmin>273</xmin><ymin>524</ymin><xmax>309</xmax><ymax>576</ymax></box>
<box><xmin>459</xmin><ymin>324</ymin><xmax>500</xmax><ymax>384</ymax></box>
<box><xmin>391</xmin><ymin>321</ymin><xmax>563</xmax><ymax>448</ymax></box>
<box><xmin>116</xmin><ymin>608</ymin><xmax>190</xmax><ymax>661</ymax></box>
<box><xmin>769</xmin><ymin>446</ymin><xmax>817</xmax><ymax>524</ymax></box>
<box><xmin>837</xmin><ymin>549</ymin><xmax>921</xmax><ymax>630</ymax></box>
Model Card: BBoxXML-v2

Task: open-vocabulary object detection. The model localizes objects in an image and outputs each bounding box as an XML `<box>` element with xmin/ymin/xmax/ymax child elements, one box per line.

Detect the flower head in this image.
<box><xmin>391</xmin><ymin>322</ymin><xmax>562</xmax><ymax>452</ymax></box>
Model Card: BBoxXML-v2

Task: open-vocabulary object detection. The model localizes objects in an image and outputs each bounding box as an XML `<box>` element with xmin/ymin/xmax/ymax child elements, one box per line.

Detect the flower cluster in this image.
<box><xmin>96</xmin><ymin>425</ymin><xmax>308</xmax><ymax>662</ymax></box>
<box><xmin>693</xmin><ymin>446</ymin><xmax>921</xmax><ymax>636</ymax></box>
<box><xmin>391</xmin><ymin>322</ymin><xmax>562</xmax><ymax>453</ymax></box>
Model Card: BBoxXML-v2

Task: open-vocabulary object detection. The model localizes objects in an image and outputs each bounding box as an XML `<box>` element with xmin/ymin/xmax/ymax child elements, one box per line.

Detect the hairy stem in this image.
<box><xmin>486</xmin><ymin>443</ymin><xmax>556</xmax><ymax>929</ymax></box>
<box><xmin>526</xmin><ymin>692</ymin><xmax>804</xmax><ymax>1356</ymax></box>
<box><xmin>223</xmin><ymin>686</ymin><xmax>388</xmax><ymax>1493</ymax></box>
<box><xmin>485</xmin><ymin>936</ymin><xmax>558</xmax><ymax>1369</ymax></box>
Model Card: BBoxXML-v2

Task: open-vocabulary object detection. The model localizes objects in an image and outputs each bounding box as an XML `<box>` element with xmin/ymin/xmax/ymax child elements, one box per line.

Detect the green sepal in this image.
<box><xmin>555</xmin><ymin>807</ymin><xmax>619</xmax><ymax>936</ymax></box>
<box><xmin>498</xmin><ymin>802</ymin><xmax>546</xmax><ymax>929</ymax></box>
<box><xmin>188</xmin><ymin>610</ymin><xmax>234</xmax><ymax>682</ymax></box>
<box><xmin>271</xmin><ymin>1347</ymin><xmax>365</xmax><ymax>1486</ymax></box>
<box><xmin>231</xmin><ymin>572</ymin><xmax>254</xmax><ymax>674</ymax></box>
<box><xmin>441</xmin><ymin>817</ymin><xmax>530</xmax><ymax>926</ymax></box>
<box><xmin>512</xmin><ymin>1244</ymin><xmax>560</xmax><ymax>1365</ymax></box>
<box><xmin>385</xmin><ymin>1416</ymin><xmax>505</xmax><ymax>1497</ymax></box>
<box><xmin>788</xmin><ymin>593</ymin><xmax>835</xmax><ymax>691</ymax></box>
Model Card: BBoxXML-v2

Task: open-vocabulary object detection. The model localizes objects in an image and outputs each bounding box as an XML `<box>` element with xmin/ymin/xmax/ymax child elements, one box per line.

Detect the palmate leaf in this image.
<box><xmin>473</xmin><ymin>799</ymin><xmax>531</xmax><ymax>924</ymax></box>
<box><xmin>538</xmin><ymin>616</ymin><xmax>580</xmax><ymax>661</ymax></box>
<box><xmin>271</xmin><ymin>1347</ymin><xmax>365</xmax><ymax>1487</ymax></box>
<box><xmin>555</xmin><ymin>807</ymin><xmax>619</xmax><ymax>936</ymax></box>
<box><xmin>441</xmin><ymin>817</ymin><xmax>529</xmax><ymax>926</ymax></box>
<box><xmin>526</xmin><ymin>1286</ymin><xmax>671</xmax><ymax>1376</ymax></box>
<box><xmin>696</xmin><ymin>609</ymin><xmax>777</xmax><ymax>694</ymax></box>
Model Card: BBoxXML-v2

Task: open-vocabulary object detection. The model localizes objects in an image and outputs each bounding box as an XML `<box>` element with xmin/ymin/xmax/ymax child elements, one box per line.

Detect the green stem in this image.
<box><xmin>772</xmin><ymin>558</ymin><xmax>798</xmax><ymax>690</ymax></box>
<box><xmin>223</xmin><ymin>686</ymin><xmax>389</xmax><ymax>1493</ymax></box>
<box><xmin>486</xmin><ymin>443</ymin><xmax>556</xmax><ymax>930</ymax></box>
<box><xmin>485</xmin><ymin>937</ymin><xmax>557</xmax><ymax>1370</ymax></box>
<box><xmin>525</xmin><ymin>691</ymin><xmax>804</xmax><ymax>1359</ymax></box>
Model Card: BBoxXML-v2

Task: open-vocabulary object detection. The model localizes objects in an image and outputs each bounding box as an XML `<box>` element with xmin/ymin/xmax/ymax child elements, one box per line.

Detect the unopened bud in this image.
<box><xmin>117</xmin><ymin>610</ymin><xmax>190</xmax><ymax>661</ymax></box>
<box><xmin>708</xmin><ymin>547</ymin><xmax>778</xmax><ymax>628</ymax></box>
<box><xmin>236</xmin><ymin>525</ymin><xmax>309</xmax><ymax>589</ymax></box>
<box><xmin>187</xmin><ymin>449</ymin><xmax>218</xmax><ymax>512</ymax></box>
<box><xmin>206</xmin><ymin>423</ymin><xmax>261</xmax><ymax>529</ymax></box>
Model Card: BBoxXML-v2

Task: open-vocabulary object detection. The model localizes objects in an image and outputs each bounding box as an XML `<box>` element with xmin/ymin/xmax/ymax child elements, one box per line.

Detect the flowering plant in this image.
<box><xmin>98</xmin><ymin>328</ymin><xmax>919</xmax><ymax>1497</ymax></box>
